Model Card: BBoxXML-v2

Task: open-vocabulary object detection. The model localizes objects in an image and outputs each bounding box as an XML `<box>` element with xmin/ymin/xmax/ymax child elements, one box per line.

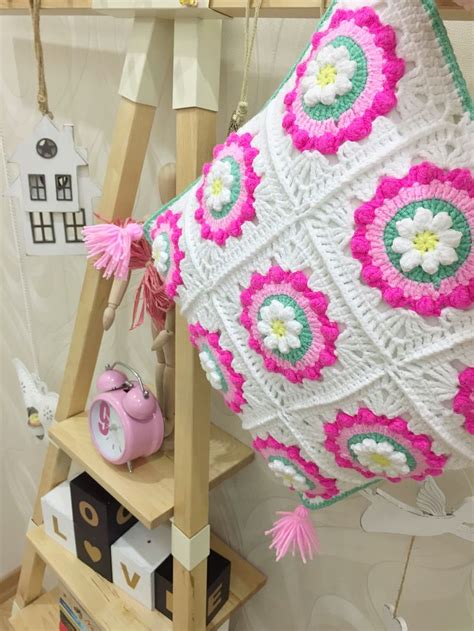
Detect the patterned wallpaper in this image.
<box><xmin>0</xmin><ymin>13</ymin><xmax>473</xmax><ymax>631</ymax></box>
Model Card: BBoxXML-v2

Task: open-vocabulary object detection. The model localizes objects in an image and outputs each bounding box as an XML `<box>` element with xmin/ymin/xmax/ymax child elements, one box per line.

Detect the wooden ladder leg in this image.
<box><xmin>13</xmin><ymin>17</ymin><xmax>172</xmax><ymax>612</ymax></box>
<box><xmin>172</xmin><ymin>19</ymin><xmax>222</xmax><ymax>631</ymax></box>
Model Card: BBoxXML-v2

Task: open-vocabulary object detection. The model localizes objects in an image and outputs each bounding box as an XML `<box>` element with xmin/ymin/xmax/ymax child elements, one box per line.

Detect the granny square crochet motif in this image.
<box><xmin>145</xmin><ymin>0</ymin><xmax>474</xmax><ymax>511</ymax></box>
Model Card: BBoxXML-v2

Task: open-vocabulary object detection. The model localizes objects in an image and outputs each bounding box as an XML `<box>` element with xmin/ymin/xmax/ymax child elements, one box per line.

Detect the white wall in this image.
<box><xmin>0</xmin><ymin>12</ymin><xmax>473</xmax><ymax>631</ymax></box>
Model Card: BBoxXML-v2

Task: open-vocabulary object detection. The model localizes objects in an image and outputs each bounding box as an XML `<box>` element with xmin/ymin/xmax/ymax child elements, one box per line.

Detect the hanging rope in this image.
<box><xmin>228</xmin><ymin>0</ymin><xmax>263</xmax><ymax>134</ymax></box>
<box><xmin>394</xmin><ymin>535</ymin><xmax>415</xmax><ymax>617</ymax></box>
<box><xmin>29</xmin><ymin>0</ymin><xmax>53</xmax><ymax>118</ymax></box>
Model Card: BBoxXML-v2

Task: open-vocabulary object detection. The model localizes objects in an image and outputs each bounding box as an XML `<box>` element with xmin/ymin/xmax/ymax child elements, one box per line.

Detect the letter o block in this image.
<box><xmin>70</xmin><ymin>472</ymin><xmax>137</xmax><ymax>581</ymax></box>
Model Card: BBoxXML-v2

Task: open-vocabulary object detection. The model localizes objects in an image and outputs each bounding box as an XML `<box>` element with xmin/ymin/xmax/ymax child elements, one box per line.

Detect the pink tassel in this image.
<box><xmin>265</xmin><ymin>506</ymin><xmax>319</xmax><ymax>563</ymax></box>
<box><xmin>83</xmin><ymin>221</ymin><xmax>144</xmax><ymax>280</ymax></box>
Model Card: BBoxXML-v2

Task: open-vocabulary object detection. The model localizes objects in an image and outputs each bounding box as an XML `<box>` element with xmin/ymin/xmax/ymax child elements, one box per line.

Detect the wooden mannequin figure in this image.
<box><xmin>102</xmin><ymin>163</ymin><xmax>177</xmax><ymax>439</ymax></box>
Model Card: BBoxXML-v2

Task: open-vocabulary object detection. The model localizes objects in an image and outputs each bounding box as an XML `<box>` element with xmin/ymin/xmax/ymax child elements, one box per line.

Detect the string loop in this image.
<box><xmin>228</xmin><ymin>0</ymin><xmax>263</xmax><ymax>133</ymax></box>
<box><xmin>29</xmin><ymin>0</ymin><xmax>53</xmax><ymax>118</ymax></box>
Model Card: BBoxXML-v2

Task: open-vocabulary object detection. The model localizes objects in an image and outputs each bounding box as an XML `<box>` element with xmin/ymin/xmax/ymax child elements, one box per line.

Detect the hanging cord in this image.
<box><xmin>29</xmin><ymin>0</ymin><xmax>53</xmax><ymax>118</ymax></box>
<box><xmin>228</xmin><ymin>0</ymin><xmax>263</xmax><ymax>134</ymax></box>
<box><xmin>394</xmin><ymin>535</ymin><xmax>415</xmax><ymax>617</ymax></box>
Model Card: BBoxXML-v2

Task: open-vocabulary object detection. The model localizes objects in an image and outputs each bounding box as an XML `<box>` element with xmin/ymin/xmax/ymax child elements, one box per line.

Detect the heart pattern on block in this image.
<box><xmin>84</xmin><ymin>540</ymin><xmax>102</xmax><ymax>563</ymax></box>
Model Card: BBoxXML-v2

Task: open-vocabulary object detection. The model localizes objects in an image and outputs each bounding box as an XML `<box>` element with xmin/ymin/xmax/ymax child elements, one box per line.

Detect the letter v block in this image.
<box><xmin>111</xmin><ymin>521</ymin><xmax>171</xmax><ymax>609</ymax></box>
<box><xmin>41</xmin><ymin>480</ymin><xmax>76</xmax><ymax>555</ymax></box>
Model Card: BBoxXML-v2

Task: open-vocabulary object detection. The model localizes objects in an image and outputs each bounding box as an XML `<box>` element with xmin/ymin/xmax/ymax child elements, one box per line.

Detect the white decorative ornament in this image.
<box><xmin>301</xmin><ymin>45</ymin><xmax>356</xmax><ymax>107</ymax></box>
<box><xmin>351</xmin><ymin>439</ymin><xmax>410</xmax><ymax>477</ymax></box>
<box><xmin>360</xmin><ymin>477</ymin><xmax>474</xmax><ymax>541</ymax></box>
<box><xmin>258</xmin><ymin>300</ymin><xmax>302</xmax><ymax>354</ymax></box>
<box><xmin>7</xmin><ymin>116</ymin><xmax>101</xmax><ymax>256</ymax></box>
<box><xmin>392</xmin><ymin>208</ymin><xmax>462</xmax><ymax>275</ymax></box>
<box><xmin>204</xmin><ymin>159</ymin><xmax>234</xmax><ymax>212</ymax></box>
<box><xmin>13</xmin><ymin>358</ymin><xmax>58</xmax><ymax>440</ymax></box>
<box><xmin>268</xmin><ymin>459</ymin><xmax>310</xmax><ymax>492</ymax></box>
<box><xmin>382</xmin><ymin>604</ymin><xmax>408</xmax><ymax>631</ymax></box>
<box><xmin>152</xmin><ymin>233</ymin><xmax>170</xmax><ymax>275</ymax></box>
<box><xmin>198</xmin><ymin>350</ymin><xmax>223</xmax><ymax>390</ymax></box>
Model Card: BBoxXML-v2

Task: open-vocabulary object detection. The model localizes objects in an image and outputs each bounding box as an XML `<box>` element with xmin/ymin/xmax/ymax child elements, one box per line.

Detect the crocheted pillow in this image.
<box><xmin>144</xmin><ymin>0</ymin><xmax>473</xmax><ymax>552</ymax></box>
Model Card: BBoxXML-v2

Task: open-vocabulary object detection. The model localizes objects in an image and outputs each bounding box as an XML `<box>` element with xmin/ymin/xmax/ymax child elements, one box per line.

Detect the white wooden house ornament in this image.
<box><xmin>7</xmin><ymin>116</ymin><xmax>100</xmax><ymax>255</ymax></box>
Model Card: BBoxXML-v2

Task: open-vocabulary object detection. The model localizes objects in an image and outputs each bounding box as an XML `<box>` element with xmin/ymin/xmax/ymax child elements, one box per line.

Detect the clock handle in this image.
<box><xmin>106</xmin><ymin>361</ymin><xmax>150</xmax><ymax>399</ymax></box>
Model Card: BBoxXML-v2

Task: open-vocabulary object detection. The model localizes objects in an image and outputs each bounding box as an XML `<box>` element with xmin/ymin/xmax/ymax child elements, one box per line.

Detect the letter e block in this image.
<box><xmin>155</xmin><ymin>549</ymin><xmax>230</xmax><ymax>624</ymax></box>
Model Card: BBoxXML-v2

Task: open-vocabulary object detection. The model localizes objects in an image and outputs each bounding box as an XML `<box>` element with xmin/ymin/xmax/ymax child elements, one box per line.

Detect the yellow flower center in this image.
<box><xmin>282</xmin><ymin>473</ymin><xmax>295</xmax><ymax>485</ymax></box>
<box><xmin>271</xmin><ymin>319</ymin><xmax>287</xmax><ymax>338</ymax></box>
<box><xmin>316</xmin><ymin>64</ymin><xmax>337</xmax><ymax>87</ymax></box>
<box><xmin>370</xmin><ymin>453</ymin><xmax>392</xmax><ymax>468</ymax></box>
<box><xmin>211</xmin><ymin>178</ymin><xmax>223</xmax><ymax>196</ymax></box>
<box><xmin>412</xmin><ymin>230</ymin><xmax>439</xmax><ymax>253</ymax></box>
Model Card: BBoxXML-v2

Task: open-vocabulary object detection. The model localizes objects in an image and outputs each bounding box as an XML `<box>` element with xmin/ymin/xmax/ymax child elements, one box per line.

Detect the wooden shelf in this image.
<box><xmin>11</xmin><ymin>525</ymin><xmax>266</xmax><ymax>631</ymax></box>
<box><xmin>0</xmin><ymin>0</ymin><xmax>471</xmax><ymax>19</ymax></box>
<box><xmin>10</xmin><ymin>589</ymin><xmax>59</xmax><ymax>631</ymax></box>
<box><xmin>212</xmin><ymin>0</ymin><xmax>473</xmax><ymax>19</ymax></box>
<box><xmin>48</xmin><ymin>414</ymin><xmax>254</xmax><ymax>529</ymax></box>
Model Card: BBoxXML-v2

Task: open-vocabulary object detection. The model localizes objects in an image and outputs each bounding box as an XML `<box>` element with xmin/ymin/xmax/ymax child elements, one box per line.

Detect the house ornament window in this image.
<box><xmin>56</xmin><ymin>174</ymin><xmax>73</xmax><ymax>201</ymax></box>
<box><xmin>36</xmin><ymin>138</ymin><xmax>57</xmax><ymax>159</ymax></box>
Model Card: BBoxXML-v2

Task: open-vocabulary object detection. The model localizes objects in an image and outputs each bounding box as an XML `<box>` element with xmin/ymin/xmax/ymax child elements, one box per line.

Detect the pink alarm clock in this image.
<box><xmin>89</xmin><ymin>362</ymin><xmax>164</xmax><ymax>471</ymax></box>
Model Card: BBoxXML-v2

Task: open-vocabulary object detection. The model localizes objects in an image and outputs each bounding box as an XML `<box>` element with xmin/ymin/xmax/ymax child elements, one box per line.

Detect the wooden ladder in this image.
<box><xmin>10</xmin><ymin>15</ymin><xmax>265</xmax><ymax>631</ymax></box>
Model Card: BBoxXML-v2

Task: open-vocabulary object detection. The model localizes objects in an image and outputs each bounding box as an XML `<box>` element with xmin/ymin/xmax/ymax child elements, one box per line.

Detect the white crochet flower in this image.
<box><xmin>258</xmin><ymin>300</ymin><xmax>302</xmax><ymax>354</ymax></box>
<box><xmin>198</xmin><ymin>350</ymin><xmax>223</xmax><ymax>390</ymax></box>
<box><xmin>152</xmin><ymin>233</ymin><xmax>169</xmax><ymax>275</ymax></box>
<box><xmin>351</xmin><ymin>438</ymin><xmax>410</xmax><ymax>477</ymax></box>
<box><xmin>392</xmin><ymin>208</ymin><xmax>462</xmax><ymax>275</ymax></box>
<box><xmin>302</xmin><ymin>45</ymin><xmax>356</xmax><ymax>107</ymax></box>
<box><xmin>204</xmin><ymin>160</ymin><xmax>234</xmax><ymax>212</ymax></box>
<box><xmin>268</xmin><ymin>459</ymin><xmax>310</xmax><ymax>492</ymax></box>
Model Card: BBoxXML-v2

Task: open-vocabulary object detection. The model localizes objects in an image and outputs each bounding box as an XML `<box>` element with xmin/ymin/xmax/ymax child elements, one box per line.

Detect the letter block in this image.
<box><xmin>111</xmin><ymin>521</ymin><xmax>171</xmax><ymax>609</ymax></box>
<box><xmin>155</xmin><ymin>549</ymin><xmax>231</xmax><ymax>624</ymax></box>
<box><xmin>41</xmin><ymin>481</ymin><xmax>76</xmax><ymax>556</ymax></box>
<box><xmin>70</xmin><ymin>472</ymin><xmax>137</xmax><ymax>581</ymax></box>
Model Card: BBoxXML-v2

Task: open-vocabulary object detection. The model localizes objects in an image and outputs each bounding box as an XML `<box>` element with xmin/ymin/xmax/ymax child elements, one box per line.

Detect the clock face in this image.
<box><xmin>90</xmin><ymin>399</ymin><xmax>126</xmax><ymax>461</ymax></box>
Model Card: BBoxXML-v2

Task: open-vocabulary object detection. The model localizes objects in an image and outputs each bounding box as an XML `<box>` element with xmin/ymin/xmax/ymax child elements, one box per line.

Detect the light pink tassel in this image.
<box><xmin>265</xmin><ymin>506</ymin><xmax>319</xmax><ymax>563</ymax></box>
<box><xmin>83</xmin><ymin>222</ymin><xmax>144</xmax><ymax>280</ymax></box>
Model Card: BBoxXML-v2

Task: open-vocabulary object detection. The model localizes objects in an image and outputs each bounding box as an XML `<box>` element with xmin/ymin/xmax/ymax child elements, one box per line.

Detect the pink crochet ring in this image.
<box><xmin>351</xmin><ymin>162</ymin><xmax>474</xmax><ymax>316</ymax></box>
<box><xmin>195</xmin><ymin>132</ymin><xmax>261</xmax><ymax>245</ymax></box>
<box><xmin>453</xmin><ymin>367</ymin><xmax>474</xmax><ymax>434</ymax></box>
<box><xmin>253</xmin><ymin>434</ymin><xmax>339</xmax><ymax>501</ymax></box>
<box><xmin>283</xmin><ymin>7</ymin><xmax>404</xmax><ymax>154</ymax></box>
<box><xmin>323</xmin><ymin>407</ymin><xmax>449</xmax><ymax>482</ymax></box>
<box><xmin>188</xmin><ymin>322</ymin><xmax>246</xmax><ymax>413</ymax></box>
<box><xmin>241</xmin><ymin>266</ymin><xmax>340</xmax><ymax>383</ymax></box>
<box><xmin>149</xmin><ymin>209</ymin><xmax>185</xmax><ymax>300</ymax></box>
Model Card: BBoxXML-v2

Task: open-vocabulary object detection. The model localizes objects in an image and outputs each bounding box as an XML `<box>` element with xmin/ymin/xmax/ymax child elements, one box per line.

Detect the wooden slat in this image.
<box><xmin>15</xmin><ymin>542</ymin><xmax>47</xmax><ymax>610</ymax></box>
<box><xmin>0</xmin><ymin>0</ymin><xmax>470</xmax><ymax>18</ymax></box>
<box><xmin>10</xmin><ymin>588</ymin><xmax>59</xmax><ymax>631</ymax></box>
<box><xmin>173</xmin><ymin>107</ymin><xmax>217</xmax><ymax>631</ymax></box>
<box><xmin>32</xmin><ymin>442</ymin><xmax>71</xmax><ymax>525</ymax></box>
<box><xmin>211</xmin><ymin>0</ymin><xmax>322</xmax><ymax>17</ymax></box>
<box><xmin>48</xmin><ymin>413</ymin><xmax>254</xmax><ymax>529</ymax></box>
<box><xmin>20</xmin><ymin>526</ymin><xmax>266</xmax><ymax>631</ymax></box>
<box><xmin>55</xmin><ymin>97</ymin><xmax>156</xmax><ymax>422</ymax></box>
<box><xmin>14</xmin><ymin>96</ymin><xmax>158</xmax><ymax>613</ymax></box>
